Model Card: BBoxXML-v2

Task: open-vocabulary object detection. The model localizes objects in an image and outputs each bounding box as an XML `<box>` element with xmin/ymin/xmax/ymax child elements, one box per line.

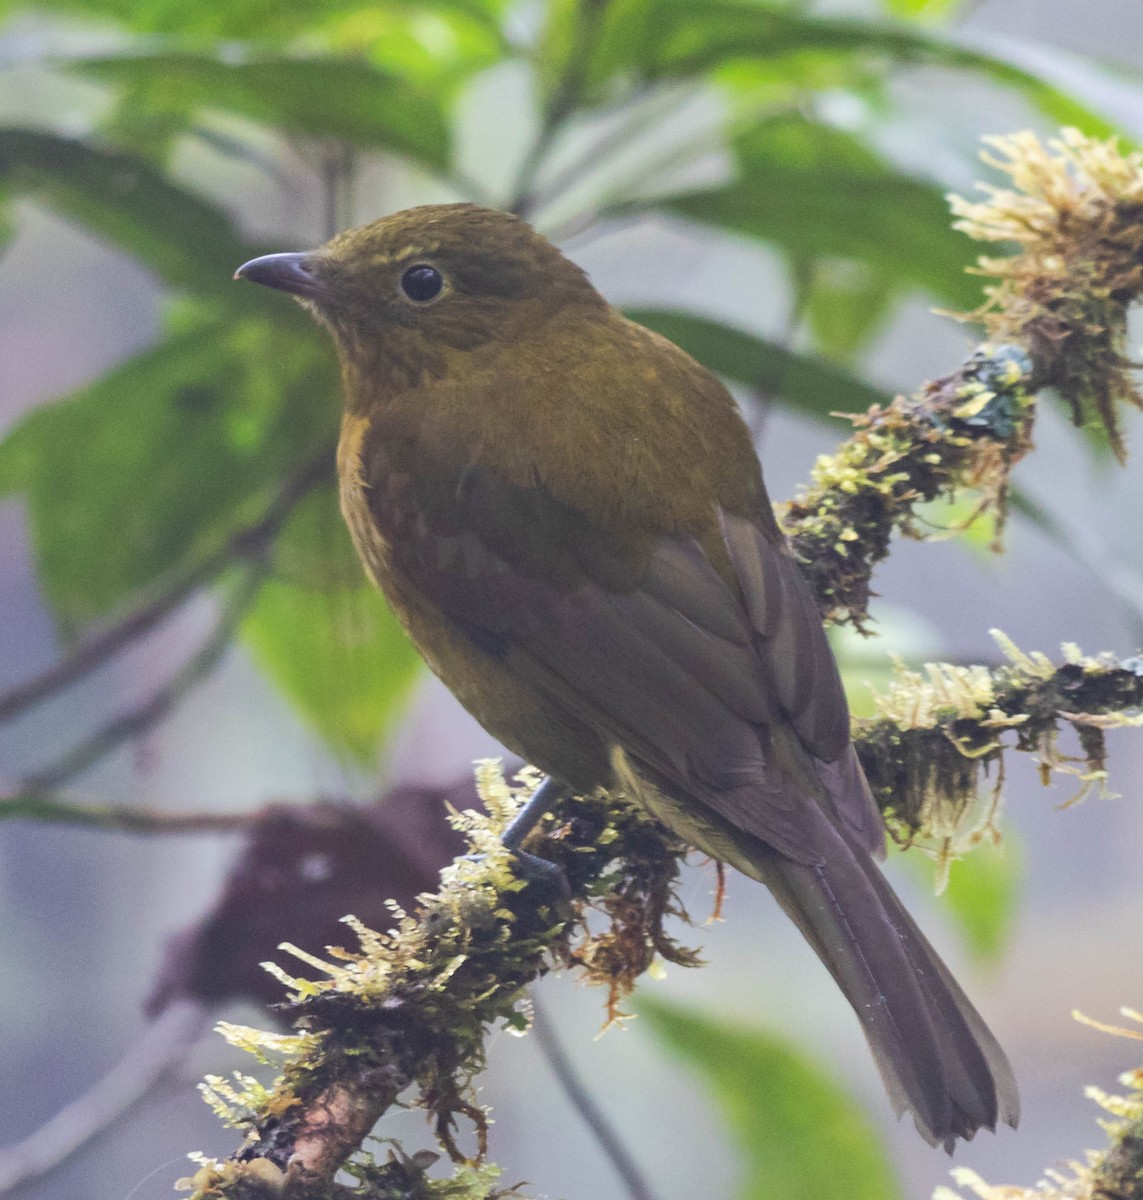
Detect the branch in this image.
<box><xmin>854</xmin><ymin>634</ymin><xmax>1143</xmax><ymax>882</ymax></box>
<box><xmin>0</xmin><ymin>1000</ymin><xmax>209</xmax><ymax>1197</ymax></box>
<box><xmin>783</xmin><ymin>128</ymin><xmax>1143</xmax><ymax>629</ymax></box>
<box><xmin>0</xmin><ymin>445</ymin><xmax>332</xmax><ymax>726</ymax></box>
<box><xmin>532</xmin><ymin>995</ymin><xmax>659</xmax><ymax>1200</ymax></box>
<box><xmin>17</xmin><ymin>562</ymin><xmax>268</xmax><ymax>791</ymax></box>
<box><xmin>181</xmin><ymin>767</ymin><xmax>694</xmax><ymax>1200</ymax></box>
<box><xmin>0</xmin><ymin>791</ymin><xmax>254</xmax><ymax>833</ymax></box>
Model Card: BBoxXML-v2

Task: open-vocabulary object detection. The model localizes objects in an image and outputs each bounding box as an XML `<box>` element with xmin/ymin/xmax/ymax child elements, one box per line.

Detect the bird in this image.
<box><xmin>235</xmin><ymin>202</ymin><xmax>1019</xmax><ymax>1150</ymax></box>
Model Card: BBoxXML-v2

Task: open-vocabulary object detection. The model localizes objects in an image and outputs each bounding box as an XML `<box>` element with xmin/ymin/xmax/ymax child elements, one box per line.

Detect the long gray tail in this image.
<box><xmin>758</xmin><ymin>835</ymin><xmax>1019</xmax><ymax>1150</ymax></box>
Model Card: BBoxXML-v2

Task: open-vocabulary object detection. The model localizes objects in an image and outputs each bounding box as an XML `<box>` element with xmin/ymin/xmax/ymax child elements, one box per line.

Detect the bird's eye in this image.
<box><xmin>400</xmin><ymin>264</ymin><xmax>444</xmax><ymax>303</ymax></box>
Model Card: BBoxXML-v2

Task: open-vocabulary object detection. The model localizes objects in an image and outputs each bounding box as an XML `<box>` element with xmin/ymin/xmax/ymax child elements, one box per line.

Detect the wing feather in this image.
<box><xmin>382</xmin><ymin>463</ymin><xmax>878</xmax><ymax>861</ymax></box>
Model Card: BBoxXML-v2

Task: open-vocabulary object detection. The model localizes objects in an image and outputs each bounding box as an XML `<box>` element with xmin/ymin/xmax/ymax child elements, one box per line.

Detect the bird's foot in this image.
<box><xmin>509</xmin><ymin>847</ymin><xmax>571</xmax><ymax>901</ymax></box>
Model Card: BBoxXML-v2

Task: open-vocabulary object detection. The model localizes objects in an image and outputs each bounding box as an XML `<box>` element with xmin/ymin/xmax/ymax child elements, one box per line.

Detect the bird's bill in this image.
<box><xmin>234</xmin><ymin>252</ymin><xmax>322</xmax><ymax>299</ymax></box>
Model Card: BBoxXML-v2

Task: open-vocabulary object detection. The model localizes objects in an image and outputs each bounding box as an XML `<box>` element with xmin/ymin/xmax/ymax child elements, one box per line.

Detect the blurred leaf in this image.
<box><xmin>627</xmin><ymin>307</ymin><xmax>893</xmax><ymax>420</ymax></box>
<box><xmin>242</xmin><ymin>500</ymin><xmax>422</xmax><ymax>760</ymax></box>
<box><xmin>895</xmin><ymin>835</ymin><xmax>1022</xmax><ymax>967</ymax></box>
<box><xmin>242</xmin><ymin>478</ymin><xmax>422</xmax><ymax>760</ymax></box>
<box><xmin>803</xmin><ymin>260</ymin><xmax>898</xmax><ymax>363</ymax></box>
<box><xmin>939</xmin><ymin>836</ymin><xmax>1022</xmax><ymax>965</ymax></box>
<box><xmin>0</xmin><ymin>314</ymin><xmax>338</xmax><ymax>629</ymax></box>
<box><xmin>911</xmin><ymin>493</ymin><xmax>999</xmax><ymax>558</ymax></box>
<box><xmin>567</xmin><ymin>0</ymin><xmax>1119</xmax><ymax>137</ymax></box>
<box><xmin>881</xmin><ymin>0</ymin><xmax>962</xmax><ymax>18</ymax></box>
<box><xmin>0</xmin><ymin>128</ymin><xmax>253</xmax><ymax>295</ymax></box>
<box><xmin>639</xmin><ymin>996</ymin><xmax>904</xmax><ymax>1200</ymax></box>
<box><xmin>76</xmin><ymin>53</ymin><xmax>451</xmax><ymax>169</ymax></box>
<box><xmin>0</xmin><ymin>0</ymin><xmax>507</xmax><ymax>40</ymax></box>
<box><xmin>660</xmin><ymin>115</ymin><xmax>981</xmax><ymax>308</ymax></box>
<box><xmin>323</xmin><ymin>7</ymin><xmax>507</xmax><ymax>89</ymax></box>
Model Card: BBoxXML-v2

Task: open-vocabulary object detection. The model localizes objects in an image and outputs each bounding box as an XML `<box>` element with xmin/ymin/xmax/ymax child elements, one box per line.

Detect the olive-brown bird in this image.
<box><xmin>236</xmin><ymin>203</ymin><xmax>1018</xmax><ymax>1149</ymax></box>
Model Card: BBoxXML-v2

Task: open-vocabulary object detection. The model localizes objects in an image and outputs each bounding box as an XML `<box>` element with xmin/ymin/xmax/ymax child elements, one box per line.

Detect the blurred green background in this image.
<box><xmin>2</xmin><ymin>0</ymin><xmax>1143</xmax><ymax>1197</ymax></box>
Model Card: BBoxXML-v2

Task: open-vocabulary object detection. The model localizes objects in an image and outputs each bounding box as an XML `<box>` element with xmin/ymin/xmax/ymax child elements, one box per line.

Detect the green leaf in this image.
<box><xmin>571</xmin><ymin>0</ymin><xmax>1119</xmax><ymax>137</ymax></box>
<box><xmin>241</xmin><ymin>489</ymin><xmax>422</xmax><ymax>759</ymax></box>
<box><xmin>627</xmin><ymin>307</ymin><xmax>893</xmax><ymax>420</ymax></box>
<box><xmin>0</xmin><ymin>129</ymin><xmax>253</xmax><ymax>295</ymax></box>
<box><xmin>660</xmin><ymin>115</ymin><xmax>981</xmax><ymax>308</ymax></box>
<box><xmin>324</xmin><ymin>7</ymin><xmax>508</xmax><ymax>91</ymax></box>
<box><xmin>939</xmin><ymin>836</ymin><xmax>1022</xmax><ymax>965</ymax></box>
<box><xmin>0</xmin><ymin>314</ymin><xmax>338</xmax><ymax>629</ymax></box>
<box><xmin>639</xmin><ymin>996</ymin><xmax>904</xmax><ymax>1200</ymax></box>
<box><xmin>803</xmin><ymin>260</ymin><xmax>898</xmax><ymax>363</ymax></box>
<box><xmin>75</xmin><ymin>52</ymin><xmax>452</xmax><ymax>169</ymax></box>
<box><xmin>881</xmin><ymin>0</ymin><xmax>962</xmax><ymax>19</ymax></box>
<box><xmin>895</xmin><ymin>836</ymin><xmax>1022</xmax><ymax>967</ymax></box>
<box><xmin>0</xmin><ymin>0</ymin><xmax>507</xmax><ymax>40</ymax></box>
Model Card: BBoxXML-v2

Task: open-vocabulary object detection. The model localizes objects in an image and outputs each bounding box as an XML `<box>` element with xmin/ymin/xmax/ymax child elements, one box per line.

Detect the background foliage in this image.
<box><xmin>1</xmin><ymin>1</ymin><xmax>1142</xmax><ymax>1198</ymax></box>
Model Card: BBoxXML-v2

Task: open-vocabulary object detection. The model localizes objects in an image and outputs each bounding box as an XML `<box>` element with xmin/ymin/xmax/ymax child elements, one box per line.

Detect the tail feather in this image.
<box><xmin>756</xmin><ymin>832</ymin><xmax>1018</xmax><ymax>1150</ymax></box>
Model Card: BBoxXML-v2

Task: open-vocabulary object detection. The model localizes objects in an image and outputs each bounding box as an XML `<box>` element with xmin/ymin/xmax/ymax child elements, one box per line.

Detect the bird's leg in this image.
<box><xmin>501</xmin><ymin>775</ymin><xmax>565</xmax><ymax>850</ymax></box>
<box><xmin>501</xmin><ymin>775</ymin><xmax>569</xmax><ymax>893</ymax></box>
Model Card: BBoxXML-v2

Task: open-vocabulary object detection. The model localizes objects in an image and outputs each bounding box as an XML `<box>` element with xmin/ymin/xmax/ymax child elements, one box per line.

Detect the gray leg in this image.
<box><xmin>501</xmin><ymin>775</ymin><xmax>567</xmax><ymax>851</ymax></box>
<box><xmin>501</xmin><ymin>776</ymin><xmax>569</xmax><ymax>893</ymax></box>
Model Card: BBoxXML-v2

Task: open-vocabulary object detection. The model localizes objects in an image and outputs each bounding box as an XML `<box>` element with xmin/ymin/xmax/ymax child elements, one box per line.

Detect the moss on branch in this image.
<box><xmin>181</xmin><ymin>768</ymin><xmax>697</xmax><ymax>1200</ymax></box>
<box><xmin>784</xmin><ymin>343</ymin><xmax>1035</xmax><ymax>629</ymax></box>
<box><xmin>855</xmin><ymin>635</ymin><xmax>1143</xmax><ymax>880</ymax></box>
<box><xmin>786</xmin><ymin>128</ymin><xmax>1143</xmax><ymax>629</ymax></box>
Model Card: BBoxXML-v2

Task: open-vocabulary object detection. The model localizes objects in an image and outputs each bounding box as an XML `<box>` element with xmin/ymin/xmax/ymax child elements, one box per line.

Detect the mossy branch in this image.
<box><xmin>184</xmin><ymin>129</ymin><xmax>1143</xmax><ymax>1200</ymax></box>
<box><xmin>786</xmin><ymin>127</ymin><xmax>1143</xmax><ymax>628</ymax></box>
<box><xmin>181</xmin><ymin>767</ymin><xmax>697</xmax><ymax>1200</ymax></box>
<box><xmin>855</xmin><ymin>634</ymin><xmax>1143</xmax><ymax>884</ymax></box>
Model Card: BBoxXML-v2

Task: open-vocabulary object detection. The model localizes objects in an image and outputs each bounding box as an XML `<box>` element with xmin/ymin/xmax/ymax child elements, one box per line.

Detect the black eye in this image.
<box><xmin>401</xmin><ymin>263</ymin><xmax>443</xmax><ymax>303</ymax></box>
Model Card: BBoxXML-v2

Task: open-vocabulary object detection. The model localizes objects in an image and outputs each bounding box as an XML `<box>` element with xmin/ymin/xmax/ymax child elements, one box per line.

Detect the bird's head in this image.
<box><xmin>235</xmin><ymin>203</ymin><xmax>604</xmax><ymax>398</ymax></box>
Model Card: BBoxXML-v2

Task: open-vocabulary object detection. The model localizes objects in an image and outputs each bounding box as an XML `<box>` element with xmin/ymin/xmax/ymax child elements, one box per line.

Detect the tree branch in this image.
<box><xmin>0</xmin><ymin>791</ymin><xmax>255</xmax><ymax>833</ymax></box>
<box><xmin>532</xmin><ymin>995</ymin><xmax>659</xmax><ymax>1200</ymax></box>
<box><xmin>17</xmin><ymin>562</ymin><xmax>269</xmax><ymax>792</ymax></box>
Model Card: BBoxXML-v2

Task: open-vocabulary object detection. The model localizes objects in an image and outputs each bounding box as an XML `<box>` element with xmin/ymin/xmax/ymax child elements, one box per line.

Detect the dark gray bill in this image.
<box><xmin>234</xmin><ymin>252</ymin><xmax>322</xmax><ymax>299</ymax></box>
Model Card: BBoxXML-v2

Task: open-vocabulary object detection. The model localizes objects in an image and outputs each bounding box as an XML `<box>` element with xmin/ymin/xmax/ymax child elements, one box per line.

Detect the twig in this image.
<box><xmin>17</xmin><ymin>563</ymin><xmax>269</xmax><ymax>792</ymax></box>
<box><xmin>0</xmin><ymin>791</ymin><xmax>254</xmax><ymax>833</ymax></box>
<box><xmin>520</xmin><ymin>82</ymin><xmax>689</xmax><ymax>217</ymax></box>
<box><xmin>0</xmin><ymin>999</ymin><xmax>209</xmax><ymax>1196</ymax></box>
<box><xmin>532</xmin><ymin>994</ymin><xmax>659</xmax><ymax>1200</ymax></box>
<box><xmin>509</xmin><ymin>0</ymin><xmax>610</xmax><ymax>216</ymax></box>
<box><xmin>855</xmin><ymin>637</ymin><xmax>1143</xmax><ymax>856</ymax></box>
<box><xmin>0</xmin><ymin>446</ymin><xmax>332</xmax><ymax>725</ymax></box>
<box><xmin>320</xmin><ymin>143</ymin><xmax>356</xmax><ymax>241</ymax></box>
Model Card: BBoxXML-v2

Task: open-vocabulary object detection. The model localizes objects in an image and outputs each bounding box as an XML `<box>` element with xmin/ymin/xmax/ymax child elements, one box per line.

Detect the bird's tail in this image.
<box><xmin>757</xmin><ymin>835</ymin><xmax>1019</xmax><ymax>1151</ymax></box>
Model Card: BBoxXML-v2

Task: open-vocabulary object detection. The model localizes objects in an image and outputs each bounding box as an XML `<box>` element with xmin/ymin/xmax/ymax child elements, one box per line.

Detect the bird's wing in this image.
<box><xmin>380</xmin><ymin>462</ymin><xmax>878</xmax><ymax>862</ymax></box>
